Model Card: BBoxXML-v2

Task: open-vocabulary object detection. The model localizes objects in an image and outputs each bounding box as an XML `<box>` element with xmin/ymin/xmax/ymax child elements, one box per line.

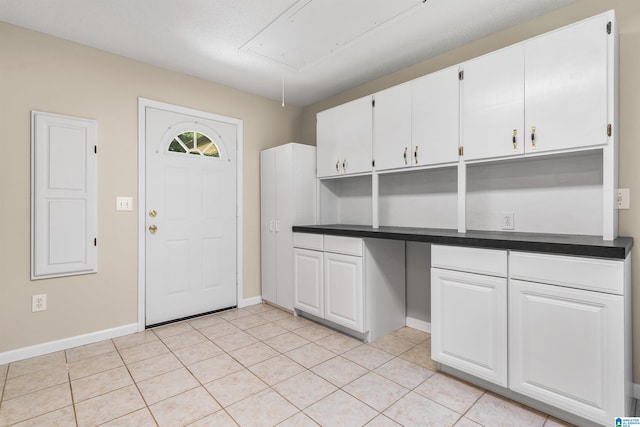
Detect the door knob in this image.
<box><xmin>149</xmin><ymin>225</ymin><xmax>158</xmax><ymax>233</ymax></box>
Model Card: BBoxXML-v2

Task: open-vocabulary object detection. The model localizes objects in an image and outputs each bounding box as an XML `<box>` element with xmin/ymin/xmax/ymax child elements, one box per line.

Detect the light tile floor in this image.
<box><xmin>0</xmin><ymin>304</ymin><xmax>576</xmax><ymax>426</ymax></box>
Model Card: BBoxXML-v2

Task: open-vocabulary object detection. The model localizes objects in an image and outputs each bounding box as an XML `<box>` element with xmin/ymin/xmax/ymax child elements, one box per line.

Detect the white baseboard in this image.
<box><xmin>0</xmin><ymin>323</ymin><xmax>138</xmax><ymax>365</ymax></box>
<box><xmin>406</xmin><ymin>317</ymin><xmax>431</xmax><ymax>333</ymax></box>
<box><xmin>238</xmin><ymin>296</ymin><xmax>262</xmax><ymax>308</ymax></box>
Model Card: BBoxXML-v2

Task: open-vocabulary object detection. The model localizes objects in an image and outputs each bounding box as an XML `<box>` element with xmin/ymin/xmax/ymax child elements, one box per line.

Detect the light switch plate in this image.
<box><xmin>116</xmin><ymin>196</ymin><xmax>133</xmax><ymax>211</ymax></box>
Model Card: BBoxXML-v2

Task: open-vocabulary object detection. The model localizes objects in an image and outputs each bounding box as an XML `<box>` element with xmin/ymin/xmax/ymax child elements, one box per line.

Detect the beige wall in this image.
<box><xmin>0</xmin><ymin>22</ymin><xmax>303</xmax><ymax>353</ymax></box>
<box><xmin>302</xmin><ymin>0</ymin><xmax>640</xmax><ymax>382</ymax></box>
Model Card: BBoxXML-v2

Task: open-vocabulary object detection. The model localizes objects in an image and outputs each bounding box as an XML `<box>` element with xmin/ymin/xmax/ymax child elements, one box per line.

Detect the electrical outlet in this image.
<box><xmin>501</xmin><ymin>212</ymin><xmax>515</xmax><ymax>230</ymax></box>
<box><xmin>32</xmin><ymin>294</ymin><xmax>47</xmax><ymax>312</ymax></box>
<box><xmin>617</xmin><ymin>188</ymin><xmax>630</xmax><ymax>210</ymax></box>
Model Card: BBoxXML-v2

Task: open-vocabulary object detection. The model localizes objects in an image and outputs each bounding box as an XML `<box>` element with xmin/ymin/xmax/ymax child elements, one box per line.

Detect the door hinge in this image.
<box><xmin>458</xmin><ymin>146</ymin><xmax>464</xmax><ymax>156</ymax></box>
<box><xmin>372</xmin><ymin>160</ymin><xmax>375</xmax><ymax>167</ymax></box>
<box><xmin>607</xmin><ymin>21</ymin><xmax>612</xmax><ymax>34</ymax></box>
<box><xmin>94</xmin><ymin>145</ymin><xmax>97</xmax><ymax>154</ymax></box>
<box><xmin>94</xmin><ymin>238</ymin><xmax>97</xmax><ymax>246</ymax></box>
<box><xmin>458</xmin><ymin>70</ymin><xmax>464</xmax><ymax>80</ymax></box>
<box><xmin>372</xmin><ymin>98</ymin><xmax>375</xmax><ymax>108</ymax></box>
<box><xmin>607</xmin><ymin>123</ymin><xmax>612</xmax><ymax>137</ymax></box>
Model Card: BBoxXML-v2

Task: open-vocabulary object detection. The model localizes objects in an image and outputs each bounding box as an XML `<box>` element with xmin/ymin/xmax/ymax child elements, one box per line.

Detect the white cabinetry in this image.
<box><xmin>431</xmin><ymin>245</ymin><xmax>508</xmax><ymax>386</ymax></box>
<box><xmin>524</xmin><ymin>12</ymin><xmax>611</xmax><ymax>154</ymax></box>
<box><xmin>317</xmin><ymin>96</ymin><xmax>373</xmax><ymax>178</ymax></box>
<box><xmin>461</xmin><ymin>44</ymin><xmax>525</xmax><ymax>161</ymax></box>
<box><xmin>509</xmin><ymin>252</ymin><xmax>630</xmax><ymax>425</ymax></box>
<box><xmin>411</xmin><ymin>65</ymin><xmax>460</xmax><ymax>166</ymax></box>
<box><xmin>463</xmin><ymin>12</ymin><xmax>614</xmax><ymax>161</ymax></box>
<box><xmin>373</xmin><ymin>66</ymin><xmax>460</xmax><ymax>171</ymax></box>
<box><xmin>261</xmin><ymin>143</ymin><xmax>316</xmax><ymax>310</ymax></box>
<box><xmin>373</xmin><ymin>83</ymin><xmax>412</xmax><ymax>170</ymax></box>
<box><xmin>293</xmin><ymin>233</ymin><xmax>405</xmax><ymax>341</ymax></box>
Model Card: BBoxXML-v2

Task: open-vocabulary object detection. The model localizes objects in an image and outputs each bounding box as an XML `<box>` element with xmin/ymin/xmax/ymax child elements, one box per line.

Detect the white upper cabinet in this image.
<box><xmin>411</xmin><ymin>65</ymin><xmax>460</xmax><ymax>166</ymax></box>
<box><xmin>524</xmin><ymin>12</ymin><xmax>611</xmax><ymax>154</ymax></box>
<box><xmin>373</xmin><ymin>66</ymin><xmax>459</xmax><ymax>172</ymax></box>
<box><xmin>461</xmin><ymin>44</ymin><xmax>525</xmax><ymax>161</ymax></box>
<box><xmin>317</xmin><ymin>95</ymin><xmax>373</xmax><ymax>178</ymax></box>
<box><xmin>373</xmin><ymin>83</ymin><xmax>412</xmax><ymax>170</ymax></box>
<box><xmin>463</xmin><ymin>12</ymin><xmax>614</xmax><ymax>162</ymax></box>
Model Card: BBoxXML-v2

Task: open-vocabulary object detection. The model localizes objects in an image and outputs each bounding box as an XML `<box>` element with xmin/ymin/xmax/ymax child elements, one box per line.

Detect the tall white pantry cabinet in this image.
<box><xmin>260</xmin><ymin>143</ymin><xmax>316</xmax><ymax>310</ymax></box>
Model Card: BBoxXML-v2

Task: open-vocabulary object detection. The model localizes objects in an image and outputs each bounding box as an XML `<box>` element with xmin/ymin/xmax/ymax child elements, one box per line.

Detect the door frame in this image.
<box><xmin>137</xmin><ymin>98</ymin><xmax>243</xmax><ymax>331</ymax></box>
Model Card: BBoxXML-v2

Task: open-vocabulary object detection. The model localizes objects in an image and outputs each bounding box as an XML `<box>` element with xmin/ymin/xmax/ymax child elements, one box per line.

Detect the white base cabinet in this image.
<box><xmin>261</xmin><ymin>143</ymin><xmax>316</xmax><ymax>310</ymax></box>
<box><xmin>431</xmin><ymin>246</ymin><xmax>632</xmax><ymax>426</ymax></box>
<box><xmin>431</xmin><ymin>246</ymin><xmax>508</xmax><ymax>387</ymax></box>
<box><xmin>294</xmin><ymin>233</ymin><xmax>405</xmax><ymax>341</ymax></box>
<box><xmin>509</xmin><ymin>252</ymin><xmax>631</xmax><ymax>426</ymax></box>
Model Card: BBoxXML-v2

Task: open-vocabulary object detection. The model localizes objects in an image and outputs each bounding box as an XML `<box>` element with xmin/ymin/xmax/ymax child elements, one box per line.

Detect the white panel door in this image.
<box><xmin>317</xmin><ymin>96</ymin><xmax>373</xmax><ymax>177</ymax></box>
<box><xmin>260</xmin><ymin>148</ymin><xmax>277</xmax><ymax>304</ymax></box>
<box><xmin>146</xmin><ymin>107</ymin><xmax>237</xmax><ymax>325</ymax></box>
<box><xmin>373</xmin><ymin>83</ymin><xmax>412</xmax><ymax>171</ymax></box>
<box><xmin>293</xmin><ymin>248</ymin><xmax>323</xmax><ymax>317</ymax></box>
<box><xmin>431</xmin><ymin>268</ymin><xmax>508</xmax><ymax>386</ymax></box>
<box><xmin>525</xmin><ymin>13</ymin><xmax>610</xmax><ymax>154</ymax></box>
<box><xmin>31</xmin><ymin>112</ymin><xmax>97</xmax><ymax>279</ymax></box>
<box><xmin>324</xmin><ymin>252</ymin><xmax>364</xmax><ymax>332</ymax></box>
<box><xmin>412</xmin><ymin>65</ymin><xmax>460</xmax><ymax>166</ymax></box>
<box><xmin>509</xmin><ymin>279</ymin><xmax>624</xmax><ymax>425</ymax></box>
<box><xmin>462</xmin><ymin>44</ymin><xmax>525</xmax><ymax>161</ymax></box>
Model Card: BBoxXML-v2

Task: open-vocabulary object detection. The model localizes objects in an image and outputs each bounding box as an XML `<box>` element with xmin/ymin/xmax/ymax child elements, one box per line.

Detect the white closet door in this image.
<box><xmin>275</xmin><ymin>145</ymin><xmax>295</xmax><ymax>310</ymax></box>
<box><xmin>31</xmin><ymin>111</ymin><xmax>97</xmax><ymax>279</ymax></box>
<box><xmin>260</xmin><ymin>148</ymin><xmax>277</xmax><ymax>304</ymax></box>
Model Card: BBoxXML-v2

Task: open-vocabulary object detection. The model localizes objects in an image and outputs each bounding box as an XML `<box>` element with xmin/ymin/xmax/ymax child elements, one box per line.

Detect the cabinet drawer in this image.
<box><xmin>324</xmin><ymin>235</ymin><xmax>363</xmax><ymax>256</ymax></box>
<box><xmin>293</xmin><ymin>233</ymin><xmax>324</xmax><ymax>251</ymax></box>
<box><xmin>432</xmin><ymin>245</ymin><xmax>507</xmax><ymax>277</ymax></box>
<box><xmin>510</xmin><ymin>252</ymin><xmax>624</xmax><ymax>295</ymax></box>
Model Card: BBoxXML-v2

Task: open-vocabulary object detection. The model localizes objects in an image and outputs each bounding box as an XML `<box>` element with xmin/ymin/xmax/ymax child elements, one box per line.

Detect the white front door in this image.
<box><xmin>145</xmin><ymin>105</ymin><xmax>237</xmax><ymax>326</ymax></box>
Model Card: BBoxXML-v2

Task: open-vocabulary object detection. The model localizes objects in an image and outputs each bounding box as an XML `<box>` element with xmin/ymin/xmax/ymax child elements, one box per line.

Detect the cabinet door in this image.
<box><xmin>525</xmin><ymin>13</ymin><xmax>610</xmax><ymax>154</ymax></box>
<box><xmin>373</xmin><ymin>83</ymin><xmax>412</xmax><ymax>171</ymax></box>
<box><xmin>274</xmin><ymin>145</ymin><xmax>295</xmax><ymax>310</ymax></box>
<box><xmin>260</xmin><ymin>149</ymin><xmax>277</xmax><ymax>304</ymax></box>
<box><xmin>431</xmin><ymin>268</ymin><xmax>507</xmax><ymax>386</ymax></box>
<box><xmin>462</xmin><ymin>44</ymin><xmax>525</xmax><ymax>161</ymax></box>
<box><xmin>316</xmin><ymin>96</ymin><xmax>373</xmax><ymax>177</ymax></box>
<box><xmin>412</xmin><ymin>66</ymin><xmax>460</xmax><ymax>166</ymax></box>
<box><xmin>293</xmin><ymin>248</ymin><xmax>324</xmax><ymax>318</ymax></box>
<box><xmin>324</xmin><ymin>252</ymin><xmax>364</xmax><ymax>332</ymax></box>
<box><xmin>509</xmin><ymin>280</ymin><xmax>624</xmax><ymax>425</ymax></box>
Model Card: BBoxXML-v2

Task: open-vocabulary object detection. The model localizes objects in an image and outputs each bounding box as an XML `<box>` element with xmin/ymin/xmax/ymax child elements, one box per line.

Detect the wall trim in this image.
<box><xmin>406</xmin><ymin>317</ymin><xmax>431</xmax><ymax>333</ymax></box>
<box><xmin>0</xmin><ymin>323</ymin><xmax>138</xmax><ymax>365</ymax></box>
<box><xmin>239</xmin><ymin>296</ymin><xmax>263</xmax><ymax>308</ymax></box>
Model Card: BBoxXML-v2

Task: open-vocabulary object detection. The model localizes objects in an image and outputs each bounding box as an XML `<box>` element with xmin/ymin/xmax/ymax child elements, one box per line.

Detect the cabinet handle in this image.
<box><xmin>269</xmin><ymin>220</ymin><xmax>275</xmax><ymax>232</ymax></box>
<box><xmin>275</xmin><ymin>220</ymin><xmax>281</xmax><ymax>232</ymax></box>
<box><xmin>403</xmin><ymin>147</ymin><xmax>408</xmax><ymax>165</ymax></box>
<box><xmin>342</xmin><ymin>159</ymin><xmax>347</xmax><ymax>173</ymax></box>
<box><xmin>531</xmin><ymin>126</ymin><xmax>536</xmax><ymax>150</ymax></box>
<box><xmin>414</xmin><ymin>146</ymin><xmax>419</xmax><ymax>164</ymax></box>
<box><xmin>512</xmin><ymin>129</ymin><xmax>518</xmax><ymax>152</ymax></box>
<box><xmin>336</xmin><ymin>160</ymin><xmax>340</xmax><ymax>173</ymax></box>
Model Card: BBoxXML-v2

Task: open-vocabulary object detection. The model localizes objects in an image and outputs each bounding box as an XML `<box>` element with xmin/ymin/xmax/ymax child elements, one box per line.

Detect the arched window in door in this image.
<box><xmin>167</xmin><ymin>131</ymin><xmax>220</xmax><ymax>158</ymax></box>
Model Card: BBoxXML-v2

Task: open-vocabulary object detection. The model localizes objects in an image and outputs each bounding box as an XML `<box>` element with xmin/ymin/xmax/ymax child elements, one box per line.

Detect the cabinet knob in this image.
<box><xmin>512</xmin><ymin>129</ymin><xmax>518</xmax><ymax>152</ymax></box>
<box><xmin>342</xmin><ymin>159</ymin><xmax>347</xmax><ymax>173</ymax></box>
<box><xmin>336</xmin><ymin>160</ymin><xmax>340</xmax><ymax>173</ymax></box>
<box><xmin>404</xmin><ymin>147</ymin><xmax>408</xmax><ymax>165</ymax></box>
<box><xmin>414</xmin><ymin>146</ymin><xmax>419</xmax><ymax>164</ymax></box>
<box><xmin>531</xmin><ymin>126</ymin><xmax>536</xmax><ymax>150</ymax></box>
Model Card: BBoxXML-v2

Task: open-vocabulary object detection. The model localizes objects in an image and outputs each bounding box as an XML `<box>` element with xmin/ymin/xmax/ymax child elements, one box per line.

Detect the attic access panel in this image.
<box><xmin>240</xmin><ymin>0</ymin><xmax>423</xmax><ymax>70</ymax></box>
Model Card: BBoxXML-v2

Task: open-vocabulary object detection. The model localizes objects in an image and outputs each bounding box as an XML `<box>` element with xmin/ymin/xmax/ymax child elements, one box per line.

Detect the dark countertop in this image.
<box><xmin>292</xmin><ymin>224</ymin><xmax>633</xmax><ymax>260</ymax></box>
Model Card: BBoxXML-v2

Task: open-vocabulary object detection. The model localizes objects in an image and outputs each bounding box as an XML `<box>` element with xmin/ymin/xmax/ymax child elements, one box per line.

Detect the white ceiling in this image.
<box><xmin>0</xmin><ymin>0</ymin><xmax>576</xmax><ymax>106</ymax></box>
